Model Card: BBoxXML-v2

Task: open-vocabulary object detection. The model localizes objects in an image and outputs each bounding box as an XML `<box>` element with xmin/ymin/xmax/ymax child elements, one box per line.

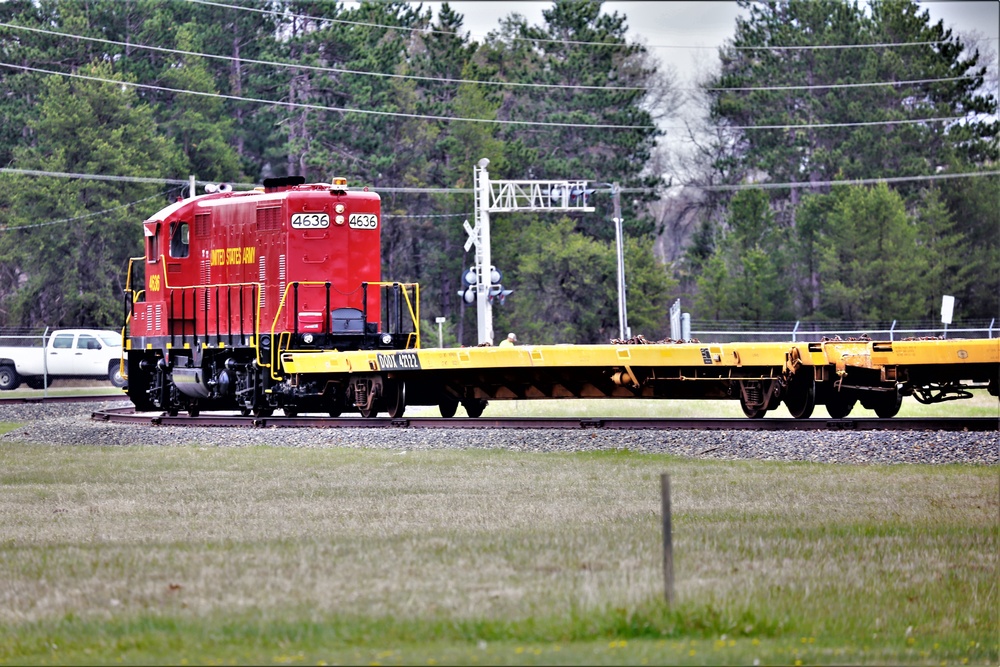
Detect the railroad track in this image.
<box><xmin>91</xmin><ymin>407</ymin><xmax>998</xmax><ymax>431</ymax></box>
<box><xmin>0</xmin><ymin>392</ymin><xmax>131</xmax><ymax>404</ymax></box>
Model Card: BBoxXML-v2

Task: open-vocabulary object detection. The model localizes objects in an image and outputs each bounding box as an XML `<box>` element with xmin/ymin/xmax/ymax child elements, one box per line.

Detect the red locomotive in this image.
<box><xmin>124</xmin><ymin>177</ymin><xmax>419</xmax><ymax>416</ymax></box>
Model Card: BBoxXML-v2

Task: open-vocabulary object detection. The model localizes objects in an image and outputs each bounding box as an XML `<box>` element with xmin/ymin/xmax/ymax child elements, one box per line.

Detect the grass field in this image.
<box><xmin>0</xmin><ymin>400</ymin><xmax>996</xmax><ymax>665</ymax></box>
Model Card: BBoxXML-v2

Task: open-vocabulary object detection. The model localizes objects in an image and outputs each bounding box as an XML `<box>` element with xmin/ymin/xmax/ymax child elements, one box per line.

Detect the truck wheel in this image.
<box><xmin>25</xmin><ymin>376</ymin><xmax>47</xmax><ymax>390</ymax></box>
<box><xmin>0</xmin><ymin>366</ymin><xmax>21</xmax><ymax>391</ymax></box>
<box><xmin>108</xmin><ymin>361</ymin><xmax>126</xmax><ymax>388</ymax></box>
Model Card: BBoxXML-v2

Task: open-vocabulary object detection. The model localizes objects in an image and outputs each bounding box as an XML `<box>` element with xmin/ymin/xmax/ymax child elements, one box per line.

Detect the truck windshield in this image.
<box><xmin>99</xmin><ymin>333</ymin><xmax>122</xmax><ymax>347</ymax></box>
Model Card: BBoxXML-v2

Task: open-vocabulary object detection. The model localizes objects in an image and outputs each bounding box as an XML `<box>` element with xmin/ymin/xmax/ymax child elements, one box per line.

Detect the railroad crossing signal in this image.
<box><xmin>465</xmin><ymin>158</ymin><xmax>596</xmax><ymax>344</ymax></box>
<box><xmin>459</xmin><ymin>265</ymin><xmax>511</xmax><ymax>306</ymax></box>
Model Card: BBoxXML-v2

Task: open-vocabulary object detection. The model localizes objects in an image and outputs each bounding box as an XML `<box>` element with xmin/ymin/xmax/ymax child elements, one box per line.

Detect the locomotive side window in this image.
<box><xmin>170</xmin><ymin>222</ymin><xmax>190</xmax><ymax>258</ymax></box>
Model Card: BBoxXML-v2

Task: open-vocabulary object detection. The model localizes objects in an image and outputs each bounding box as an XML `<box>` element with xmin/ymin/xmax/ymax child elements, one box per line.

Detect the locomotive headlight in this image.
<box><xmin>381</xmin><ymin>333</ymin><xmax>393</xmax><ymax>345</ymax></box>
<box><xmin>334</xmin><ymin>203</ymin><xmax>346</xmax><ymax>214</ymax></box>
<box><xmin>303</xmin><ymin>333</ymin><xmax>314</xmax><ymax>344</ymax></box>
<box><xmin>335</xmin><ymin>215</ymin><xmax>345</xmax><ymax>225</ymax></box>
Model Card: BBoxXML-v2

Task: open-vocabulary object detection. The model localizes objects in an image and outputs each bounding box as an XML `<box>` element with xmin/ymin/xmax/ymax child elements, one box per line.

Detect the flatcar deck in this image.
<box><xmin>278</xmin><ymin>338</ymin><xmax>998</xmax><ymax>420</ymax></box>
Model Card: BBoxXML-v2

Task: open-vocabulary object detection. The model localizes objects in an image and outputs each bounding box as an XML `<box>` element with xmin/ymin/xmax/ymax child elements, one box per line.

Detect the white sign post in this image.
<box><xmin>941</xmin><ymin>295</ymin><xmax>955</xmax><ymax>339</ymax></box>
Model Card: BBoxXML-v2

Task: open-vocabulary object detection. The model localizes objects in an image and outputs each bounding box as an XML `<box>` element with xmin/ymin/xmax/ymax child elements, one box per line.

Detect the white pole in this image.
<box><xmin>611</xmin><ymin>183</ymin><xmax>628</xmax><ymax>340</ymax></box>
<box><xmin>474</xmin><ymin>158</ymin><xmax>493</xmax><ymax>345</ymax></box>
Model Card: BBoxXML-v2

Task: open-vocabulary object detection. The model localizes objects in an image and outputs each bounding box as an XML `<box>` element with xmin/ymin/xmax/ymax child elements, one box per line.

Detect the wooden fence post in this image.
<box><xmin>661</xmin><ymin>473</ymin><xmax>674</xmax><ymax>604</ymax></box>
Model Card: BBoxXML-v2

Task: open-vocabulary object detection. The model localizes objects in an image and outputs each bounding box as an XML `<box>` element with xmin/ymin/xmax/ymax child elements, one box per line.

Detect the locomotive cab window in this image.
<box><xmin>170</xmin><ymin>222</ymin><xmax>190</xmax><ymax>258</ymax></box>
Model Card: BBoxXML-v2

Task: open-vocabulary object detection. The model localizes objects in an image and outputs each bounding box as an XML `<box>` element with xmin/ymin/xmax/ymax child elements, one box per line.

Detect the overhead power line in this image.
<box><xmin>0</xmin><ymin>62</ymin><xmax>655</xmax><ymax>131</ymax></box>
<box><xmin>3</xmin><ymin>22</ymin><xmax>979</xmax><ymax>95</ymax></box>
<box><xmin>184</xmin><ymin>0</ymin><xmax>994</xmax><ymax>52</ymax></box>
<box><xmin>698</xmin><ymin>170</ymin><xmax>1000</xmax><ymax>191</ymax></box>
<box><xmin>0</xmin><ymin>22</ymin><xmax>646</xmax><ymax>93</ymax></box>
<box><xmin>3</xmin><ymin>167</ymin><xmax>997</xmax><ymax>196</ymax></box>
<box><xmin>0</xmin><ymin>189</ymin><xmax>176</xmax><ymax>232</ymax></box>
<box><xmin>705</xmin><ymin>75</ymin><xmax>979</xmax><ymax>92</ymax></box>
<box><xmin>5</xmin><ymin>61</ymin><xmax>988</xmax><ymax>133</ymax></box>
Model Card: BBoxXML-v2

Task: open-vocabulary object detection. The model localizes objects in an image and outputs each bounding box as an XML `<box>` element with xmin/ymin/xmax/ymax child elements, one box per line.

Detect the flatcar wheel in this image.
<box><xmin>872</xmin><ymin>389</ymin><xmax>902</xmax><ymax>419</ymax></box>
<box><xmin>825</xmin><ymin>393</ymin><xmax>856</xmax><ymax>419</ymax></box>
<box><xmin>283</xmin><ymin>406</ymin><xmax>299</xmax><ymax>417</ymax></box>
<box><xmin>187</xmin><ymin>404</ymin><xmax>200</xmax><ymax>418</ymax></box>
<box><xmin>462</xmin><ymin>399</ymin><xmax>487</xmax><ymax>418</ymax></box>
<box><xmin>783</xmin><ymin>376</ymin><xmax>816</xmax><ymax>420</ymax></box>
<box><xmin>739</xmin><ymin>399</ymin><xmax>767</xmax><ymax>419</ymax></box>
<box><xmin>240</xmin><ymin>406</ymin><xmax>251</xmax><ymax>417</ymax></box>
<box><xmin>252</xmin><ymin>406</ymin><xmax>274</xmax><ymax>418</ymax></box>
<box><xmin>359</xmin><ymin>404</ymin><xmax>379</xmax><ymax>418</ymax></box>
<box><xmin>385</xmin><ymin>380</ymin><xmax>406</xmax><ymax>419</ymax></box>
<box><xmin>439</xmin><ymin>397</ymin><xmax>459</xmax><ymax>418</ymax></box>
<box><xmin>328</xmin><ymin>408</ymin><xmax>342</xmax><ymax>418</ymax></box>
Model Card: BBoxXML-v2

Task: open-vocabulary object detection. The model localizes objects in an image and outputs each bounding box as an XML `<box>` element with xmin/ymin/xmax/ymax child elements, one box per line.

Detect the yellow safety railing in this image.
<box><xmin>122</xmin><ymin>257</ymin><xmax>422</xmax><ymax>383</ymax></box>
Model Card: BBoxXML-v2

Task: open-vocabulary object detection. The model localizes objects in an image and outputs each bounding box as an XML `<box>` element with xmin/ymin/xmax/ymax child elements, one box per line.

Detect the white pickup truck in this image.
<box><xmin>0</xmin><ymin>329</ymin><xmax>125</xmax><ymax>390</ymax></box>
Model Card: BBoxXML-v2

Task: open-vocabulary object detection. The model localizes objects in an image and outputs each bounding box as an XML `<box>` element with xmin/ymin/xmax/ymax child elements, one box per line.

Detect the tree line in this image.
<box><xmin>0</xmin><ymin>0</ymin><xmax>995</xmax><ymax>343</ymax></box>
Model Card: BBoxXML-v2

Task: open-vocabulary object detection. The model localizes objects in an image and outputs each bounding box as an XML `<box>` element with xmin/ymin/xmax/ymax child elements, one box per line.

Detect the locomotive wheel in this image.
<box><xmin>187</xmin><ymin>404</ymin><xmax>200</xmax><ymax>418</ymax></box>
<box><xmin>825</xmin><ymin>392</ymin><xmax>856</xmax><ymax>419</ymax></box>
<box><xmin>439</xmin><ymin>397</ymin><xmax>459</xmax><ymax>418</ymax></box>
<box><xmin>462</xmin><ymin>399</ymin><xmax>487</xmax><ymax>418</ymax></box>
<box><xmin>783</xmin><ymin>375</ymin><xmax>816</xmax><ymax>420</ymax></box>
<box><xmin>0</xmin><ymin>366</ymin><xmax>21</xmax><ymax>391</ymax></box>
<box><xmin>252</xmin><ymin>406</ymin><xmax>274</xmax><ymax>418</ymax></box>
<box><xmin>240</xmin><ymin>406</ymin><xmax>251</xmax><ymax>417</ymax></box>
<box><xmin>283</xmin><ymin>406</ymin><xmax>299</xmax><ymax>417</ymax></box>
<box><xmin>385</xmin><ymin>380</ymin><xmax>406</xmax><ymax>419</ymax></box>
<box><xmin>328</xmin><ymin>408</ymin><xmax>342</xmax><ymax>418</ymax></box>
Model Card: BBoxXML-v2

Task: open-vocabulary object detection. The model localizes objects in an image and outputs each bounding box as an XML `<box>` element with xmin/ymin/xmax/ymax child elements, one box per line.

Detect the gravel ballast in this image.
<box><xmin>1</xmin><ymin>401</ymin><xmax>997</xmax><ymax>465</ymax></box>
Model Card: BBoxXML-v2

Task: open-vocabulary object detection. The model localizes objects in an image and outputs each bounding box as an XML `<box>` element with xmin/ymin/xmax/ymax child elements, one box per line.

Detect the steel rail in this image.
<box><xmin>0</xmin><ymin>393</ymin><xmax>131</xmax><ymax>404</ymax></box>
<box><xmin>90</xmin><ymin>407</ymin><xmax>999</xmax><ymax>431</ymax></box>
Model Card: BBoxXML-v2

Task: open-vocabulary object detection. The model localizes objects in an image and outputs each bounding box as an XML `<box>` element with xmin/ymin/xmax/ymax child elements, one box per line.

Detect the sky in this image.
<box><xmin>413</xmin><ymin>1</ymin><xmax>999</xmax><ymax>173</ymax></box>
<box><xmin>418</xmin><ymin>1</ymin><xmax>999</xmax><ymax>87</ymax></box>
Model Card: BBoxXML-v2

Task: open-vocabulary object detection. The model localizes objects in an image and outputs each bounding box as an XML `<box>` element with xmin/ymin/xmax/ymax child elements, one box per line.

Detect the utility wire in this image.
<box><xmin>0</xmin><ymin>22</ymin><xmax>647</xmax><ymax>92</ymax></box>
<box><xmin>0</xmin><ymin>188</ymin><xmax>178</xmax><ymax>232</ymax></box>
<box><xmin>3</xmin><ymin>22</ymin><xmax>980</xmax><ymax>95</ymax></box>
<box><xmin>4</xmin><ymin>62</ymin><xmax>987</xmax><ymax>132</ymax></box>
<box><xmin>3</xmin><ymin>167</ymin><xmax>996</xmax><ymax>196</ymax></box>
<box><xmin>0</xmin><ymin>62</ymin><xmax>655</xmax><ymax>130</ymax></box>
<box><xmin>185</xmin><ymin>0</ymin><xmax>992</xmax><ymax>52</ymax></box>
<box><xmin>698</xmin><ymin>170</ymin><xmax>999</xmax><ymax>191</ymax></box>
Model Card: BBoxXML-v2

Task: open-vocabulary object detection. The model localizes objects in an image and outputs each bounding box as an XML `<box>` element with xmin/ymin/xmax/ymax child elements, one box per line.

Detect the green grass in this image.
<box><xmin>0</xmin><ymin>440</ymin><xmax>995</xmax><ymax>665</ymax></box>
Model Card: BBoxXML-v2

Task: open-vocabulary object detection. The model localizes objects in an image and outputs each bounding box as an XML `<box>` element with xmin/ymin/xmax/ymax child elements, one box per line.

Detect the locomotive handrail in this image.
<box><xmin>265</xmin><ymin>280</ymin><xmax>422</xmax><ymax>380</ymax></box>
<box><xmin>363</xmin><ymin>281</ymin><xmax>421</xmax><ymax>350</ymax></box>
<box><xmin>132</xmin><ymin>255</ymin><xmax>265</xmax><ymax>367</ymax></box>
